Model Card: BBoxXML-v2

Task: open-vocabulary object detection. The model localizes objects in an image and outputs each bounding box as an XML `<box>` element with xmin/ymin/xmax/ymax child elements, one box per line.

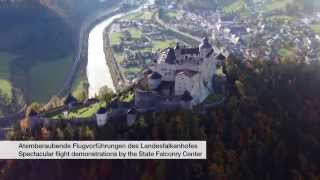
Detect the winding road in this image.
<box><xmin>154</xmin><ymin>12</ymin><xmax>201</xmax><ymax>43</ymax></box>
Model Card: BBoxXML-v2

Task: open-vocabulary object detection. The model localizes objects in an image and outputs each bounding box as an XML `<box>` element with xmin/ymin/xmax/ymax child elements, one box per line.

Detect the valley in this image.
<box><xmin>0</xmin><ymin>0</ymin><xmax>121</xmax><ymax>116</ymax></box>
<box><xmin>1</xmin><ymin>1</ymin><xmax>320</xmax><ymax>179</ymax></box>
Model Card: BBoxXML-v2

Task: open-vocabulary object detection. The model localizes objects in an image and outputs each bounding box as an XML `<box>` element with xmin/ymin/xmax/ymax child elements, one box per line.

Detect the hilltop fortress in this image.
<box><xmin>13</xmin><ymin>37</ymin><xmax>227</xmax><ymax>135</ymax></box>
<box><xmin>135</xmin><ymin>37</ymin><xmax>226</xmax><ymax>111</ymax></box>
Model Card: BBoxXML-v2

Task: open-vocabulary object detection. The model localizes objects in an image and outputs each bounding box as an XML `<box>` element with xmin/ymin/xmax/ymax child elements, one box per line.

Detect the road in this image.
<box><xmin>154</xmin><ymin>12</ymin><xmax>201</xmax><ymax>43</ymax></box>
<box><xmin>155</xmin><ymin>12</ymin><xmax>222</xmax><ymax>54</ymax></box>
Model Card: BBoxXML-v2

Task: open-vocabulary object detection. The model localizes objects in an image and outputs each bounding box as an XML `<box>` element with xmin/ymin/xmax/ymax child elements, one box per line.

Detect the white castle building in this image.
<box><xmin>141</xmin><ymin>37</ymin><xmax>225</xmax><ymax>106</ymax></box>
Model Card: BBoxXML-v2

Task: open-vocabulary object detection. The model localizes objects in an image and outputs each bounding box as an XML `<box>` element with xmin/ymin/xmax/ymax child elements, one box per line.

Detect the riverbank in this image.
<box><xmin>58</xmin><ymin>3</ymin><xmax>125</xmax><ymax>97</ymax></box>
<box><xmin>87</xmin><ymin>4</ymin><xmax>152</xmax><ymax>97</ymax></box>
<box><xmin>103</xmin><ymin>28</ymin><xmax>127</xmax><ymax>92</ymax></box>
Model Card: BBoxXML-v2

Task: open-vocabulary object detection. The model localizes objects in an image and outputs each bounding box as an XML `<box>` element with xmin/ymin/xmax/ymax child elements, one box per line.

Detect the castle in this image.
<box><xmin>135</xmin><ymin>37</ymin><xmax>225</xmax><ymax>111</ymax></box>
<box><xmin>20</xmin><ymin>38</ymin><xmax>226</xmax><ymax>132</ymax></box>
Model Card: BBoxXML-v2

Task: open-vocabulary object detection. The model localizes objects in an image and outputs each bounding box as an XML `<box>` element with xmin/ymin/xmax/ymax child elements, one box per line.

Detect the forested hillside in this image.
<box><xmin>1</xmin><ymin>57</ymin><xmax>319</xmax><ymax>179</ymax></box>
<box><xmin>0</xmin><ymin>0</ymin><xmax>119</xmax><ymax>115</ymax></box>
<box><xmin>0</xmin><ymin>0</ymin><xmax>120</xmax><ymax>57</ymax></box>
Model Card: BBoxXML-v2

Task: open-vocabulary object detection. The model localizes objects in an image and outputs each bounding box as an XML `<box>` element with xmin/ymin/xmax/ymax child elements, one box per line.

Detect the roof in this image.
<box><xmin>165</xmin><ymin>48</ymin><xmax>176</xmax><ymax>64</ymax></box>
<box><xmin>28</xmin><ymin>110</ymin><xmax>38</xmax><ymax>117</ymax></box>
<box><xmin>181</xmin><ymin>91</ymin><xmax>193</xmax><ymax>101</ymax></box>
<box><xmin>176</xmin><ymin>69</ymin><xmax>198</xmax><ymax>78</ymax></box>
<box><xmin>156</xmin><ymin>81</ymin><xmax>175</xmax><ymax>91</ymax></box>
<box><xmin>220</xmin><ymin>15</ymin><xmax>234</xmax><ymax>21</ymax></box>
<box><xmin>64</xmin><ymin>94</ymin><xmax>77</xmax><ymax>105</ymax></box>
<box><xmin>97</xmin><ymin>107</ymin><xmax>107</xmax><ymax>114</ymax></box>
<box><xmin>174</xmin><ymin>42</ymin><xmax>180</xmax><ymax>50</ymax></box>
<box><xmin>229</xmin><ymin>26</ymin><xmax>247</xmax><ymax>35</ymax></box>
<box><xmin>216</xmin><ymin>53</ymin><xmax>226</xmax><ymax>60</ymax></box>
<box><xmin>127</xmin><ymin>108</ymin><xmax>137</xmax><ymax>114</ymax></box>
<box><xmin>148</xmin><ymin>72</ymin><xmax>162</xmax><ymax>79</ymax></box>
<box><xmin>109</xmin><ymin>100</ymin><xmax>119</xmax><ymax>109</ymax></box>
<box><xmin>199</xmin><ymin>37</ymin><xmax>213</xmax><ymax>49</ymax></box>
<box><xmin>206</xmin><ymin>49</ymin><xmax>214</xmax><ymax>58</ymax></box>
<box><xmin>181</xmin><ymin>48</ymin><xmax>200</xmax><ymax>55</ymax></box>
<box><xmin>143</xmin><ymin>69</ymin><xmax>152</xmax><ymax>75</ymax></box>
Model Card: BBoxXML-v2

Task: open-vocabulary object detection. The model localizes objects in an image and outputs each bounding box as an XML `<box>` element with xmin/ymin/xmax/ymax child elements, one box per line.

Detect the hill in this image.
<box><xmin>0</xmin><ymin>0</ymin><xmax>119</xmax><ymax>116</ymax></box>
<box><xmin>2</xmin><ymin>57</ymin><xmax>320</xmax><ymax>179</ymax></box>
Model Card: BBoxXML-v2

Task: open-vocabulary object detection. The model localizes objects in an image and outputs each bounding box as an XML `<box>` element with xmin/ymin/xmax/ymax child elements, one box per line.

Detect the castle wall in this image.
<box><xmin>134</xmin><ymin>89</ymin><xmax>159</xmax><ymax>109</ymax></box>
<box><xmin>153</xmin><ymin>63</ymin><xmax>176</xmax><ymax>81</ymax></box>
<box><xmin>175</xmin><ymin>73</ymin><xmax>194</xmax><ymax>96</ymax></box>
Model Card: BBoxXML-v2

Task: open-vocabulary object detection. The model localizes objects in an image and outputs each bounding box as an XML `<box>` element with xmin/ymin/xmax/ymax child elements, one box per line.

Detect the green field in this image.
<box><xmin>125</xmin><ymin>10</ymin><xmax>154</xmax><ymax>21</ymax></box>
<box><xmin>128</xmin><ymin>27</ymin><xmax>143</xmax><ymax>39</ymax></box>
<box><xmin>223</xmin><ymin>0</ymin><xmax>247</xmax><ymax>14</ymax></box>
<box><xmin>110</xmin><ymin>27</ymin><xmax>143</xmax><ymax>45</ymax></box>
<box><xmin>110</xmin><ymin>31</ymin><xmax>123</xmax><ymax>45</ymax></box>
<box><xmin>263</xmin><ymin>0</ymin><xmax>293</xmax><ymax>12</ymax></box>
<box><xmin>67</xmin><ymin>102</ymin><xmax>103</xmax><ymax>118</ymax></box>
<box><xmin>126</xmin><ymin>67</ymin><xmax>141</xmax><ymax>74</ymax></box>
<box><xmin>166</xmin><ymin>11</ymin><xmax>179</xmax><ymax>18</ymax></box>
<box><xmin>0</xmin><ymin>52</ymin><xmax>19</xmax><ymax>100</ymax></box>
<box><xmin>279</xmin><ymin>47</ymin><xmax>295</xmax><ymax>59</ymax></box>
<box><xmin>152</xmin><ymin>40</ymin><xmax>176</xmax><ymax>50</ymax></box>
<box><xmin>164</xmin><ymin>10</ymin><xmax>184</xmax><ymax>19</ymax></box>
<box><xmin>51</xmin><ymin>102</ymin><xmax>105</xmax><ymax>119</ymax></box>
<box><xmin>310</xmin><ymin>24</ymin><xmax>320</xmax><ymax>35</ymax></box>
<box><xmin>29</xmin><ymin>56</ymin><xmax>73</xmax><ymax>102</ymax></box>
<box><xmin>114</xmin><ymin>53</ymin><xmax>125</xmax><ymax>64</ymax></box>
<box><xmin>268</xmin><ymin>15</ymin><xmax>296</xmax><ymax>22</ymax></box>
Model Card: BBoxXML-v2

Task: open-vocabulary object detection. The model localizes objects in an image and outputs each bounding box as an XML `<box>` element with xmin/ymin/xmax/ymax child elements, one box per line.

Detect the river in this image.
<box><xmin>87</xmin><ymin>0</ymin><xmax>154</xmax><ymax>98</ymax></box>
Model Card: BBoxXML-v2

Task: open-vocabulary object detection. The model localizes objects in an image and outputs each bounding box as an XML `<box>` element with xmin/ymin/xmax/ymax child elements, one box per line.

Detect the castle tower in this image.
<box><xmin>148</xmin><ymin>72</ymin><xmax>162</xmax><ymax>90</ymax></box>
<box><xmin>64</xmin><ymin>93</ymin><xmax>78</xmax><ymax>110</ymax></box>
<box><xmin>96</xmin><ymin>107</ymin><xmax>108</xmax><ymax>127</ymax></box>
<box><xmin>174</xmin><ymin>42</ymin><xmax>181</xmax><ymax>58</ymax></box>
<box><xmin>199</xmin><ymin>37</ymin><xmax>213</xmax><ymax>58</ymax></box>
<box><xmin>127</xmin><ymin>108</ymin><xmax>137</xmax><ymax>127</ymax></box>
<box><xmin>180</xmin><ymin>91</ymin><xmax>193</xmax><ymax>110</ymax></box>
<box><xmin>28</xmin><ymin>110</ymin><xmax>39</xmax><ymax>130</ymax></box>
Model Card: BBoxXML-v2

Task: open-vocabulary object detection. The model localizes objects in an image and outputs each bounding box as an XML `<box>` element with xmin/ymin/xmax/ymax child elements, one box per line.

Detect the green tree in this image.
<box><xmin>98</xmin><ymin>86</ymin><xmax>114</xmax><ymax>103</ymax></box>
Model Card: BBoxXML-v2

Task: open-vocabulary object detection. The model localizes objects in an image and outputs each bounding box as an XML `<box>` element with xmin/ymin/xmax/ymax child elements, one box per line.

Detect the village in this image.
<box><xmin>109</xmin><ymin>8</ymin><xmax>190</xmax><ymax>81</ymax></box>
<box><xmin>109</xmin><ymin>0</ymin><xmax>320</xmax><ymax>85</ymax></box>
<box><xmin>157</xmin><ymin>0</ymin><xmax>320</xmax><ymax>62</ymax></box>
